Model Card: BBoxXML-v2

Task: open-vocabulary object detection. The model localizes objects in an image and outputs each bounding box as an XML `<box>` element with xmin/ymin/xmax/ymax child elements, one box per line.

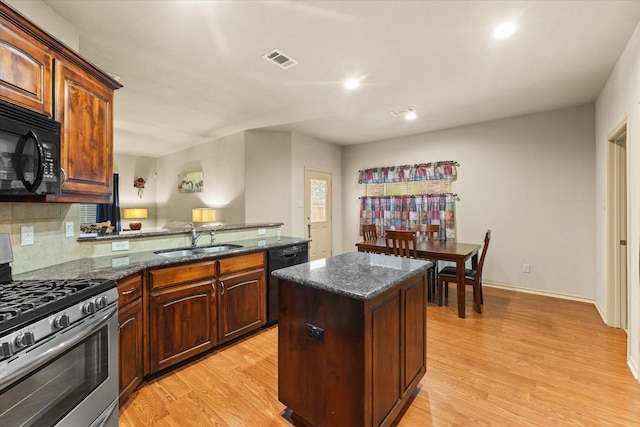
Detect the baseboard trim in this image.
<box><xmin>483</xmin><ymin>281</ymin><xmax>595</xmax><ymax>304</ymax></box>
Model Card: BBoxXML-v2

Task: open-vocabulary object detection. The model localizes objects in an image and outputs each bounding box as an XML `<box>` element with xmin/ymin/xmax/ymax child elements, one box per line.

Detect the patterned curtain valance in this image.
<box><xmin>360</xmin><ymin>194</ymin><xmax>457</xmax><ymax>241</ymax></box>
<box><xmin>358</xmin><ymin>161</ymin><xmax>459</xmax><ymax>184</ymax></box>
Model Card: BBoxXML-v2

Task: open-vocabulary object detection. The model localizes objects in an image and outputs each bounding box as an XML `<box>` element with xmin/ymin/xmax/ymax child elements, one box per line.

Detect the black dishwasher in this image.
<box><xmin>266</xmin><ymin>242</ymin><xmax>309</xmax><ymax>326</ymax></box>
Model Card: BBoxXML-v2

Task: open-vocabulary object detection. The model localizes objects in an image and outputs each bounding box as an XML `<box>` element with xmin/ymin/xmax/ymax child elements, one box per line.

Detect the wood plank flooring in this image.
<box><xmin>119</xmin><ymin>286</ymin><xmax>640</xmax><ymax>426</ymax></box>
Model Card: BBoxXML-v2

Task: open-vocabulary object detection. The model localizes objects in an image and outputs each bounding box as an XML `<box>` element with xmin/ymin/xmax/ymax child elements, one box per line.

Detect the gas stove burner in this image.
<box><xmin>0</xmin><ymin>277</ymin><xmax>116</xmax><ymax>334</ymax></box>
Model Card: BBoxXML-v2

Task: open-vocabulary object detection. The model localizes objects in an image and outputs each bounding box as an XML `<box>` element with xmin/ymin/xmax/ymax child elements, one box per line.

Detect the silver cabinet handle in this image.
<box><xmin>220</xmin><ymin>281</ymin><xmax>225</xmax><ymax>295</ymax></box>
<box><xmin>121</xmin><ymin>288</ymin><xmax>135</xmax><ymax>296</ymax></box>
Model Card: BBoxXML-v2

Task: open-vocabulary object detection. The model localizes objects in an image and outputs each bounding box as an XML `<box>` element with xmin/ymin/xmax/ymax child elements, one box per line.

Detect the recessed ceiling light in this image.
<box><xmin>492</xmin><ymin>22</ymin><xmax>516</xmax><ymax>39</ymax></box>
<box><xmin>343</xmin><ymin>78</ymin><xmax>361</xmax><ymax>90</ymax></box>
<box><xmin>404</xmin><ymin>111</ymin><xmax>417</xmax><ymax>121</ymax></box>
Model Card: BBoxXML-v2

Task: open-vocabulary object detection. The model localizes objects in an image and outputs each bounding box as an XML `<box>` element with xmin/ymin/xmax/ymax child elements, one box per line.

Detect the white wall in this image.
<box><xmin>595</xmin><ymin>21</ymin><xmax>640</xmax><ymax>377</ymax></box>
<box><xmin>114</xmin><ymin>153</ymin><xmax>157</xmax><ymax>230</ymax></box>
<box><xmin>292</xmin><ymin>133</ymin><xmax>343</xmax><ymax>254</ymax></box>
<box><xmin>154</xmin><ymin>132</ymin><xmax>245</xmax><ymax>228</ymax></box>
<box><xmin>244</xmin><ymin>130</ymin><xmax>293</xmax><ymax>235</ymax></box>
<box><xmin>343</xmin><ymin>105</ymin><xmax>596</xmax><ymax>300</ymax></box>
<box><xmin>5</xmin><ymin>0</ymin><xmax>79</xmax><ymax>51</ymax></box>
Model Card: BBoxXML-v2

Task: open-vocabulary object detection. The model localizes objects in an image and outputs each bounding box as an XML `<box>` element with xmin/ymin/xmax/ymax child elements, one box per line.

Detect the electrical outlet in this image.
<box><xmin>257</xmin><ymin>228</ymin><xmax>266</xmax><ymax>235</ymax></box>
<box><xmin>522</xmin><ymin>263</ymin><xmax>530</xmax><ymax>273</ymax></box>
<box><xmin>21</xmin><ymin>226</ymin><xmax>34</xmax><ymax>246</ymax></box>
<box><xmin>65</xmin><ymin>221</ymin><xmax>74</xmax><ymax>237</ymax></box>
<box><xmin>112</xmin><ymin>241</ymin><xmax>130</xmax><ymax>251</ymax></box>
<box><xmin>306</xmin><ymin>323</ymin><xmax>325</xmax><ymax>343</ymax></box>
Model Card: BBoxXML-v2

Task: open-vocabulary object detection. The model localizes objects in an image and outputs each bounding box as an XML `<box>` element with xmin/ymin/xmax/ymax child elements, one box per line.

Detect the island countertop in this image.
<box><xmin>272</xmin><ymin>251</ymin><xmax>431</xmax><ymax>301</ymax></box>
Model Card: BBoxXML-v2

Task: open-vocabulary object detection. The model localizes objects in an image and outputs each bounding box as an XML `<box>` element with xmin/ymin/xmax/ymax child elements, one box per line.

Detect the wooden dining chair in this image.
<box><xmin>437</xmin><ymin>230</ymin><xmax>491</xmax><ymax>315</ymax></box>
<box><xmin>385</xmin><ymin>230</ymin><xmax>417</xmax><ymax>257</ymax></box>
<box><xmin>426</xmin><ymin>223</ymin><xmax>440</xmax><ymax>241</ymax></box>
<box><xmin>361</xmin><ymin>223</ymin><xmax>378</xmax><ymax>240</ymax></box>
<box><xmin>385</xmin><ymin>230</ymin><xmax>436</xmax><ymax>297</ymax></box>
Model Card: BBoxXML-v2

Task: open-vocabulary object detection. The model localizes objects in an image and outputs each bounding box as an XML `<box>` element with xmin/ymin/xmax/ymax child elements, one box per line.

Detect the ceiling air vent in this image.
<box><xmin>389</xmin><ymin>106</ymin><xmax>417</xmax><ymax>117</ymax></box>
<box><xmin>263</xmin><ymin>49</ymin><xmax>298</xmax><ymax>69</ymax></box>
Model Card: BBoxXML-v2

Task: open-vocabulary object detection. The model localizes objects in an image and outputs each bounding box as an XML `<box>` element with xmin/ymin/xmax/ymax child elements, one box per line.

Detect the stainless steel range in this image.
<box><xmin>0</xmin><ymin>235</ymin><xmax>119</xmax><ymax>427</ymax></box>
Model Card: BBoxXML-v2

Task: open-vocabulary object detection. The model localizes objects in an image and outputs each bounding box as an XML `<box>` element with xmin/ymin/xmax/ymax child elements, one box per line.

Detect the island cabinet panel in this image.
<box><xmin>52</xmin><ymin>59</ymin><xmax>114</xmax><ymax>203</ymax></box>
<box><xmin>278</xmin><ymin>267</ymin><xmax>427</xmax><ymax>427</ymax></box>
<box><xmin>278</xmin><ymin>282</ymin><xmax>365</xmax><ymax>427</ymax></box>
<box><xmin>0</xmin><ymin>18</ymin><xmax>53</xmax><ymax>115</ymax></box>
<box><xmin>117</xmin><ymin>272</ymin><xmax>144</xmax><ymax>404</ymax></box>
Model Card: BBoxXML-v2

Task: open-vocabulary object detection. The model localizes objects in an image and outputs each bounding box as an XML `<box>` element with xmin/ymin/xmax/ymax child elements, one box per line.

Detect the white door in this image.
<box><xmin>305</xmin><ymin>168</ymin><xmax>332</xmax><ymax>261</ymax></box>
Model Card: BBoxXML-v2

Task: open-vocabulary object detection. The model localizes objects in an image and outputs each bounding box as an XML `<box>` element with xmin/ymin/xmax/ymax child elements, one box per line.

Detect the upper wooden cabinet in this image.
<box><xmin>50</xmin><ymin>58</ymin><xmax>114</xmax><ymax>202</ymax></box>
<box><xmin>0</xmin><ymin>3</ymin><xmax>122</xmax><ymax>203</ymax></box>
<box><xmin>0</xmin><ymin>16</ymin><xmax>53</xmax><ymax>116</ymax></box>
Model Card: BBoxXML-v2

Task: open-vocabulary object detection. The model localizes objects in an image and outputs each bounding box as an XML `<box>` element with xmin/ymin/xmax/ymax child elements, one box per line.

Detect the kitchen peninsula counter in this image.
<box><xmin>273</xmin><ymin>252</ymin><xmax>430</xmax><ymax>427</ymax></box>
<box><xmin>15</xmin><ymin>236</ymin><xmax>307</xmax><ymax>281</ymax></box>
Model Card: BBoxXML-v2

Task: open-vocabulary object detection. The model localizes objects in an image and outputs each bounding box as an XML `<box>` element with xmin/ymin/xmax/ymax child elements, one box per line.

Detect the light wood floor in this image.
<box><xmin>119</xmin><ymin>286</ymin><xmax>640</xmax><ymax>426</ymax></box>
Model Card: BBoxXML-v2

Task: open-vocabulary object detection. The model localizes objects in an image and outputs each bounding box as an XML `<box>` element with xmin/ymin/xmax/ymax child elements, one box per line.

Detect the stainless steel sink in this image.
<box><xmin>193</xmin><ymin>244</ymin><xmax>243</xmax><ymax>253</ymax></box>
<box><xmin>155</xmin><ymin>249</ymin><xmax>197</xmax><ymax>257</ymax></box>
<box><xmin>154</xmin><ymin>244</ymin><xmax>243</xmax><ymax>257</ymax></box>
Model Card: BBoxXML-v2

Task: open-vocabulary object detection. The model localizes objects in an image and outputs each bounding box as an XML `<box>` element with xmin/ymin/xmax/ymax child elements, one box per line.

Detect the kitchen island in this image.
<box><xmin>273</xmin><ymin>252</ymin><xmax>430</xmax><ymax>427</ymax></box>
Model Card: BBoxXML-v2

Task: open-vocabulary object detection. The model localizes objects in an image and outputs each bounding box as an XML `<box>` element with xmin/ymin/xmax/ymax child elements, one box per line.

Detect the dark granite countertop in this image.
<box><xmin>77</xmin><ymin>222</ymin><xmax>284</xmax><ymax>241</ymax></box>
<box><xmin>16</xmin><ymin>236</ymin><xmax>307</xmax><ymax>282</ymax></box>
<box><xmin>271</xmin><ymin>252</ymin><xmax>431</xmax><ymax>301</ymax></box>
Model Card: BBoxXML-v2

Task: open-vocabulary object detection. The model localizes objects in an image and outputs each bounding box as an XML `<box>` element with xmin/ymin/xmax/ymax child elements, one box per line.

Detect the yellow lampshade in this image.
<box><xmin>123</xmin><ymin>208</ymin><xmax>148</xmax><ymax>219</ymax></box>
<box><xmin>123</xmin><ymin>208</ymin><xmax>147</xmax><ymax>231</ymax></box>
<box><xmin>192</xmin><ymin>208</ymin><xmax>216</xmax><ymax>223</ymax></box>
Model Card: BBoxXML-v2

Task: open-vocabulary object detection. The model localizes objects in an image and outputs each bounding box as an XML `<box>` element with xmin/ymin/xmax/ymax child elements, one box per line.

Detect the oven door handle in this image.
<box><xmin>0</xmin><ymin>304</ymin><xmax>117</xmax><ymax>389</ymax></box>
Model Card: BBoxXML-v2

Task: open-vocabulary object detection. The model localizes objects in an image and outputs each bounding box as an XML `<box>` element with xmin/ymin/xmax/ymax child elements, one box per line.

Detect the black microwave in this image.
<box><xmin>0</xmin><ymin>99</ymin><xmax>60</xmax><ymax>195</ymax></box>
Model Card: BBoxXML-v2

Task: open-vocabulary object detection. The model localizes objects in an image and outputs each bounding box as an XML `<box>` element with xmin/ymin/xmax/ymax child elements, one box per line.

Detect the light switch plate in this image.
<box><xmin>21</xmin><ymin>226</ymin><xmax>34</xmax><ymax>246</ymax></box>
<box><xmin>257</xmin><ymin>228</ymin><xmax>266</xmax><ymax>235</ymax></box>
<box><xmin>65</xmin><ymin>221</ymin><xmax>74</xmax><ymax>237</ymax></box>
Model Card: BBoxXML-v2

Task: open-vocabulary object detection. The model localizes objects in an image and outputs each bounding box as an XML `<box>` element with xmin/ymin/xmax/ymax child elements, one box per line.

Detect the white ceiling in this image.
<box><xmin>41</xmin><ymin>0</ymin><xmax>640</xmax><ymax>158</ymax></box>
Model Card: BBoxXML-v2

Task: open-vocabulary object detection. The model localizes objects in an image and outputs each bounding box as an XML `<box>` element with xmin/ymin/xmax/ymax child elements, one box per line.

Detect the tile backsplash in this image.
<box><xmin>0</xmin><ymin>203</ymin><xmax>82</xmax><ymax>274</ymax></box>
<box><xmin>0</xmin><ymin>203</ymin><xmax>280</xmax><ymax>275</ymax></box>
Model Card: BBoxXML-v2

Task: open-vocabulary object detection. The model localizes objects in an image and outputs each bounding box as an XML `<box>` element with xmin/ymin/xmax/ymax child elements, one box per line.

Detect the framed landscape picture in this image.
<box><xmin>178</xmin><ymin>171</ymin><xmax>203</xmax><ymax>193</ymax></box>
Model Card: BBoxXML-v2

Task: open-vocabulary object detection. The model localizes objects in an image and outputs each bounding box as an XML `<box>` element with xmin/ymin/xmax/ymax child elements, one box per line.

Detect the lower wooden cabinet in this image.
<box><xmin>147</xmin><ymin>260</ymin><xmax>217</xmax><ymax>374</ymax></box>
<box><xmin>218</xmin><ymin>252</ymin><xmax>266</xmax><ymax>344</ymax></box>
<box><xmin>219</xmin><ymin>269</ymin><xmax>266</xmax><ymax>344</ymax></box>
<box><xmin>117</xmin><ymin>273</ymin><xmax>143</xmax><ymax>404</ymax></box>
<box><xmin>119</xmin><ymin>252</ymin><xmax>267</xmax><ymax>398</ymax></box>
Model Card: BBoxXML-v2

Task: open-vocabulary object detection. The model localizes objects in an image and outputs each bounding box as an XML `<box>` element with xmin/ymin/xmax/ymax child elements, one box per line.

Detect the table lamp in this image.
<box><xmin>192</xmin><ymin>208</ymin><xmax>216</xmax><ymax>223</ymax></box>
<box><xmin>123</xmin><ymin>208</ymin><xmax>147</xmax><ymax>230</ymax></box>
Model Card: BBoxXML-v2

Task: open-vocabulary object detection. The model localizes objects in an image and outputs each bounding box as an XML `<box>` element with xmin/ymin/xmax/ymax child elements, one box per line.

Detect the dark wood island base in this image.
<box><xmin>274</xmin><ymin>252</ymin><xmax>429</xmax><ymax>427</ymax></box>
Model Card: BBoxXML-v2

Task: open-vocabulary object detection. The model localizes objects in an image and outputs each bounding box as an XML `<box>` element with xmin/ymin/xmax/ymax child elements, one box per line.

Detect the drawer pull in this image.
<box><xmin>121</xmin><ymin>288</ymin><xmax>136</xmax><ymax>296</ymax></box>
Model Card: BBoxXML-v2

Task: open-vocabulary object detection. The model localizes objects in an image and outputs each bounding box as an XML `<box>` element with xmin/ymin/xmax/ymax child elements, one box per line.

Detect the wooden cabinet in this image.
<box><xmin>117</xmin><ymin>273</ymin><xmax>143</xmax><ymax>404</ymax></box>
<box><xmin>0</xmin><ymin>3</ymin><xmax>121</xmax><ymax>203</ymax></box>
<box><xmin>50</xmin><ymin>58</ymin><xmax>114</xmax><ymax>202</ymax></box>
<box><xmin>0</xmin><ymin>16</ymin><xmax>53</xmax><ymax>116</ymax></box>
<box><xmin>278</xmin><ymin>267</ymin><xmax>426</xmax><ymax>427</ymax></box>
<box><xmin>218</xmin><ymin>252</ymin><xmax>266</xmax><ymax>343</ymax></box>
<box><xmin>147</xmin><ymin>261</ymin><xmax>217</xmax><ymax>374</ymax></box>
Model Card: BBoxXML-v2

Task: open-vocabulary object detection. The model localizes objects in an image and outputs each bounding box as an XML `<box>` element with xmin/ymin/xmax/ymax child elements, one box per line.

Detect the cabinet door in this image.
<box><xmin>0</xmin><ymin>18</ymin><xmax>53</xmax><ymax>115</ymax></box>
<box><xmin>149</xmin><ymin>281</ymin><xmax>216</xmax><ymax>373</ymax></box>
<box><xmin>118</xmin><ymin>298</ymin><xmax>143</xmax><ymax>404</ymax></box>
<box><xmin>52</xmin><ymin>58</ymin><xmax>114</xmax><ymax>203</ymax></box>
<box><xmin>218</xmin><ymin>269</ymin><xmax>265</xmax><ymax>344</ymax></box>
<box><xmin>403</xmin><ymin>276</ymin><xmax>426</xmax><ymax>392</ymax></box>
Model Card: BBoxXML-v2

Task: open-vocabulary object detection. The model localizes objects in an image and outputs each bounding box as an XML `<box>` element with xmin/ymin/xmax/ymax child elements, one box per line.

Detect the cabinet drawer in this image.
<box><xmin>219</xmin><ymin>252</ymin><xmax>264</xmax><ymax>275</ymax></box>
<box><xmin>148</xmin><ymin>261</ymin><xmax>216</xmax><ymax>290</ymax></box>
<box><xmin>117</xmin><ymin>273</ymin><xmax>143</xmax><ymax>306</ymax></box>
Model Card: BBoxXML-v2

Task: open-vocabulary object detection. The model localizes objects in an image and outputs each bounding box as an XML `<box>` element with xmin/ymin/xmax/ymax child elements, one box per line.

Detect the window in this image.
<box><xmin>79</xmin><ymin>204</ymin><xmax>97</xmax><ymax>226</ymax></box>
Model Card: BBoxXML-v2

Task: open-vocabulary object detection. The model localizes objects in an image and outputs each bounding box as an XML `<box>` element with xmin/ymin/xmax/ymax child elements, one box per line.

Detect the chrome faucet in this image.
<box><xmin>189</xmin><ymin>223</ymin><xmax>216</xmax><ymax>247</ymax></box>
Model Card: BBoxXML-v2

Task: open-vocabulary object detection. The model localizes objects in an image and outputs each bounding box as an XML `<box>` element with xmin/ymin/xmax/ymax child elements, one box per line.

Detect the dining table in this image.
<box><xmin>356</xmin><ymin>237</ymin><xmax>482</xmax><ymax>318</ymax></box>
